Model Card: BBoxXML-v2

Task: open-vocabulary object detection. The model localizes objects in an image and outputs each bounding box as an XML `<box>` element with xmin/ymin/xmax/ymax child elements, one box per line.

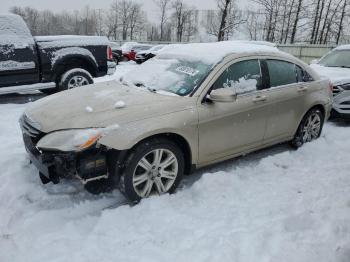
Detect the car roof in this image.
<box><xmin>158</xmin><ymin>41</ymin><xmax>288</xmax><ymax>64</ymax></box>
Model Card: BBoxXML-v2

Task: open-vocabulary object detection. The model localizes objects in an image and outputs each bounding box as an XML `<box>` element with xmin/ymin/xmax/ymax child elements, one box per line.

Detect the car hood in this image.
<box><xmin>25</xmin><ymin>81</ymin><xmax>193</xmax><ymax>133</ymax></box>
<box><xmin>310</xmin><ymin>64</ymin><xmax>350</xmax><ymax>85</ymax></box>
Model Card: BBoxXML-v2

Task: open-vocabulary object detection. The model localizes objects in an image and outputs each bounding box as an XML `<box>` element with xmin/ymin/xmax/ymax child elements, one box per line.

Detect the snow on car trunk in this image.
<box><xmin>0</xmin><ymin>101</ymin><xmax>350</xmax><ymax>261</ymax></box>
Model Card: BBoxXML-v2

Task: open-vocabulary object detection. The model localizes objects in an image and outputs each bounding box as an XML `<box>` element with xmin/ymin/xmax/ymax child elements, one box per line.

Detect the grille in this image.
<box><xmin>20</xmin><ymin>114</ymin><xmax>44</xmax><ymax>143</ymax></box>
<box><xmin>333</xmin><ymin>86</ymin><xmax>341</xmax><ymax>96</ymax></box>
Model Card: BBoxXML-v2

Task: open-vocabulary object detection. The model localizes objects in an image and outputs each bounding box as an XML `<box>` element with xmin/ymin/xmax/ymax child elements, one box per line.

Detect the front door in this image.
<box><xmin>197</xmin><ymin>59</ymin><xmax>270</xmax><ymax>165</ymax></box>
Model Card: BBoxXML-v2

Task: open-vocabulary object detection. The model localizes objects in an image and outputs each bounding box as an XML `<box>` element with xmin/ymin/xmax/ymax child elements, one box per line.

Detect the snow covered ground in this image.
<box><xmin>1</xmin><ymin>63</ymin><xmax>350</xmax><ymax>262</ymax></box>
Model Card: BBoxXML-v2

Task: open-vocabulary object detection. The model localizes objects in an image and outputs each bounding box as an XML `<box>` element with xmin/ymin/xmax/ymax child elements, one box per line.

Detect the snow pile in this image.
<box><xmin>114</xmin><ymin>101</ymin><xmax>126</xmax><ymax>109</ymax></box>
<box><xmin>94</xmin><ymin>61</ymin><xmax>137</xmax><ymax>83</ymax></box>
<box><xmin>85</xmin><ymin>106</ymin><xmax>93</xmax><ymax>113</ymax></box>
<box><xmin>0</xmin><ymin>102</ymin><xmax>350</xmax><ymax>262</ymax></box>
<box><xmin>159</xmin><ymin>41</ymin><xmax>282</xmax><ymax>64</ymax></box>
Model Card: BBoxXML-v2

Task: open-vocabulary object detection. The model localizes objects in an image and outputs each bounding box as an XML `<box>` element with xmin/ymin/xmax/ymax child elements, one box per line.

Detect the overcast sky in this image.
<box><xmin>0</xmin><ymin>0</ymin><xmax>218</xmax><ymax>23</ymax></box>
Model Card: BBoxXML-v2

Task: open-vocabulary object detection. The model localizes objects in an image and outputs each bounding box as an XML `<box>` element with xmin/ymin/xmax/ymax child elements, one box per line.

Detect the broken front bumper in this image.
<box><xmin>22</xmin><ymin>132</ymin><xmax>109</xmax><ymax>185</ymax></box>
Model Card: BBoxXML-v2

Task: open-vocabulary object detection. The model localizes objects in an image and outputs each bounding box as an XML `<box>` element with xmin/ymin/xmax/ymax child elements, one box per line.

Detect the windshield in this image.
<box><xmin>122</xmin><ymin>57</ymin><xmax>213</xmax><ymax>96</ymax></box>
<box><xmin>319</xmin><ymin>50</ymin><xmax>350</xmax><ymax>68</ymax></box>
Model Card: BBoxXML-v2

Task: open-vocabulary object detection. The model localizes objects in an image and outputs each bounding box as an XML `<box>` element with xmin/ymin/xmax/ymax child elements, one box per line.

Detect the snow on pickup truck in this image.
<box><xmin>0</xmin><ymin>14</ymin><xmax>116</xmax><ymax>94</ymax></box>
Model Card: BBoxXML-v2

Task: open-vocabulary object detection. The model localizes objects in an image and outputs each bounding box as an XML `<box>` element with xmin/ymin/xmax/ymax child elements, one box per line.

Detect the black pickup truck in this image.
<box><xmin>0</xmin><ymin>14</ymin><xmax>116</xmax><ymax>94</ymax></box>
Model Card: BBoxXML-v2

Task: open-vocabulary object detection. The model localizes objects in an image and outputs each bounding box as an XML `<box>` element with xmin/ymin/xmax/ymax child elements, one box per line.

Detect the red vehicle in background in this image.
<box><xmin>120</xmin><ymin>42</ymin><xmax>153</xmax><ymax>61</ymax></box>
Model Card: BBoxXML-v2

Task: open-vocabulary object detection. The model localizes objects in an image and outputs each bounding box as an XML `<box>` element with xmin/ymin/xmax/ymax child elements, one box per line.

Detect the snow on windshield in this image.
<box><xmin>122</xmin><ymin>57</ymin><xmax>212</xmax><ymax>96</ymax></box>
<box><xmin>319</xmin><ymin>50</ymin><xmax>350</xmax><ymax>68</ymax></box>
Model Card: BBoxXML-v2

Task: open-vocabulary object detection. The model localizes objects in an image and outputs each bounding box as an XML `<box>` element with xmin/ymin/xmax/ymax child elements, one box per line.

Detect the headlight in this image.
<box><xmin>340</xmin><ymin>83</ymin><xmax>350</xmax><ymax>90</ymax></box>
<box><xmin>37</xmin><ymin>129</ymin><xmax>102</xmax><ymax>152</ymax></box>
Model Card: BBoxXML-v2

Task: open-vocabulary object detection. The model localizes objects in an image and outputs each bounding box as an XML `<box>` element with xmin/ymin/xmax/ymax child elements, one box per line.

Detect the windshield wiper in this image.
<box><xmin>134</xmin><ymin>82</ymin><xmax>157</xmax><ymax>93</ymax></box>
<box><xmin>147</xmin><ymin>86</ymin><xmax>157</xmax><ymax>93</ymax></box>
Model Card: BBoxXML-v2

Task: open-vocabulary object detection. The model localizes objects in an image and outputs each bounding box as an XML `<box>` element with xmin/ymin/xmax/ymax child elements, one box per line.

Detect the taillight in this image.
<box><xmin>329</xmin><ymin>81</ymin><xmax>333</xmax><ymax>94</ymax></box>
<box><xmin>107</xmin><ymin>46</ymin><xmax>113</xmax><ymax>60</ymax></box>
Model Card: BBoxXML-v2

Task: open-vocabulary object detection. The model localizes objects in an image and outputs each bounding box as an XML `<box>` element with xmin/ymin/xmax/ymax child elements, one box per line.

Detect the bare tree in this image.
<box><xmin>154</xmin><ymin>0</ymin><xmax>171</xmax><ymax>40</ymax></box>
<box><xmin>336</xmin><ymin>0</ymin><xmax>347</xmax><ymax>44</ymax></box>
<box><xmin>207</xmin><ymin>0</ymin><xmax>246</xmax><ymax>41</ymax></box>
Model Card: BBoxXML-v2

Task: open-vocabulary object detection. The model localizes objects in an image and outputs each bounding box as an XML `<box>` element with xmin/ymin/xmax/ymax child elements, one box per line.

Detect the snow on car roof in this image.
<box><xmin>334</xmin><ymin>45</ymin><xmax>350</xmax><ymax>51</ymax></box>
<box><xmin>158</xmin><ymin>41</ymin><xmax>282</xmax><ymax>64</ymax></box>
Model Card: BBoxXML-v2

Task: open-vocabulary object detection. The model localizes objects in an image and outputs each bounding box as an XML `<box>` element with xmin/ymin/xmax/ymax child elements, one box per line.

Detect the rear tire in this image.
<box><xmin>119</xmin><ymin>138</ymin><xmax>185</xmax><ymax>203</ymax></box>
<box><xmin>290</xmin><ymin>108</ymin><xmax>324</xmax><ymax>148</ymax></box>
<box><xmin>58</xmin><ymin>68</ymin><xmax>93</xmax><ymax>92</ymax></box>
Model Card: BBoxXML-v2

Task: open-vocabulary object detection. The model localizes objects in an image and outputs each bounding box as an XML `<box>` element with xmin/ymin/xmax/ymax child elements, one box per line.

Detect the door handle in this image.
<box><xmin>297</xmin><ymin>86</ymin><xmax>308</xmax><ymax>93</ymax></box>
<box><xmin>252</xmin><ymin>95</ymin><xmax>267</xmax><ymax>102</ymax></box>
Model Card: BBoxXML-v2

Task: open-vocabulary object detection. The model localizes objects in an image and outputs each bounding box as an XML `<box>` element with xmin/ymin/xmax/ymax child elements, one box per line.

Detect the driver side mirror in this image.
<box><xmin>209</xmin><ymin>88</ymin><xmax>236</xmax><ymax>102</ymax></box>
<box><xmin>310</xmin><ymin>59</ymin><xmax>319</xmax><ymax>65</ymax></box>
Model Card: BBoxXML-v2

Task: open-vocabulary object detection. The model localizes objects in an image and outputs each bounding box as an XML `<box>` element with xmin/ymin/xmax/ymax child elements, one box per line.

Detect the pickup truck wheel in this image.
<box><xmin>59</xmin><ymin>68</ymin><xmax>93</xmax><ymax>91</ymax></box>
<box><xmin>119</xmin><ymin>138</ymin><xmax>184</xmax><ymax>203</ymax></box>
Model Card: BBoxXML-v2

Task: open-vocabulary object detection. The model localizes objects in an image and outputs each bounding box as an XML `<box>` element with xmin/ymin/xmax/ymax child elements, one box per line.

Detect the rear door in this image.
<box><xmin>262</xmin><ymin>59</ymin><xmax>314</xmax><ymax>143</ymax></box>
<box><xmin>0</xmin><ymin>15</ymin><xmax>39</xmax><ymax>87</ymax></box>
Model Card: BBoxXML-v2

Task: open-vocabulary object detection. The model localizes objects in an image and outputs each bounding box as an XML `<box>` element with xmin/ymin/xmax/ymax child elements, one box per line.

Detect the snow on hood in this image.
<box><xmin>310</xmin><ymin>64</ymin><xmax>350</xmax><ymax>85</ymax></box>
<box><xmin>158</xmin><ymin>41</ymin><xmax>282</xmax><ymax>64</ymax></box>
<box><xmin>25</xmin><ymin>81</ymin><xmax>189</xmax><ymax>133</ymax></box>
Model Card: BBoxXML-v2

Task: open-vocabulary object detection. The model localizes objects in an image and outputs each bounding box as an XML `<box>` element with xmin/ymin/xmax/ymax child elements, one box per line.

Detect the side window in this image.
<box><xmin>212</xmin><ymin>59</ymin><xmax>263</xmax><ymax>95</ymax></box>
<box><xmin>266</xmin><ymin>60</ymin><xmax>297</xmax><ymax>87</ymax></box>
<box><xmin>296</xmin><ymin>65</ymin><xmax>314</xmax><ymax>82</ymax></box>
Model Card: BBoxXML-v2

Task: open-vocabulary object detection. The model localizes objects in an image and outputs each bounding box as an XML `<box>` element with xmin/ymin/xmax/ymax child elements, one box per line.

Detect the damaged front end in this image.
<box><xmin>20</xmin><ymin>113</ymin><xmax>121</xmax><ymax>186</ymax></box>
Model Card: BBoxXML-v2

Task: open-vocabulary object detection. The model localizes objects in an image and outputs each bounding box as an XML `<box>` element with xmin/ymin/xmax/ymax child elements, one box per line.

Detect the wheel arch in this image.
<box><xmin>132</xmin><ymin>133</ymin><xmax>194</xmax><ymax>175</ymax></box>
<box><xmin>51</xmin><ymin>53</ymin><xmax>98</xmax><ymax>82</ymax></box>
<box><xmin>293</xmin><ymin>103</ymin><xmax>326</xmax><ymax>135</ymax></box>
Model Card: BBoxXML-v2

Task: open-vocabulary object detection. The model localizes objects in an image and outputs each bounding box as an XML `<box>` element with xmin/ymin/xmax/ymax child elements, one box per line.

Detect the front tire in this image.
<box><xmin>59</xmin><ymin>68</ymin><xmax>93</xmax><ymax>91</ymax></box>
<box><xmin>120</xmin><ymin>138</ymin><xmax>184</xmax><ymax>202</ymax></box>
<box><xmin>290</xmin><ymin>108</ymin><xmax>324</xmax><ymax>148</ymax></box>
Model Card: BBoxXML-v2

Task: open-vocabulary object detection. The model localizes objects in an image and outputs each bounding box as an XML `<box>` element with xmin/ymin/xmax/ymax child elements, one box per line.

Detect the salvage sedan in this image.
<box><xmin>20</xmin><ymin>41</ymin><xmax>332</xmax><ymax>202</ymax></box>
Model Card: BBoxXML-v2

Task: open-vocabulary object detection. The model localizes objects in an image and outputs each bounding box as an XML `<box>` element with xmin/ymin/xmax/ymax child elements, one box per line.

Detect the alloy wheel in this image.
<box><xmin>67</xmin><ymin>76</ymin><xmax>89</xmax><ymax>89</ymax></box>
<box><xmin>132</xmin><ymin>149</ymin><xmax>178</xmax><ymax>198</ymax></box>
<box><xmin>302</xmin><ymin>112</ymin><xmax>321</xmax><ymax>142</ymax></box>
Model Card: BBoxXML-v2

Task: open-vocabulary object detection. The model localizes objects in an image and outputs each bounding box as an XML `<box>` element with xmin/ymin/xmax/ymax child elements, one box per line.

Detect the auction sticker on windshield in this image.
<box><xmin>175</xmin><ymin>66</ymin><xmax>199</xmax><ymax>76</ymax></box>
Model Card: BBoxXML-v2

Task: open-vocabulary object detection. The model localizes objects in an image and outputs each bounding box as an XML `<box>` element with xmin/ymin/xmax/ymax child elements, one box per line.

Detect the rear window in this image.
<box><xmin>0</xmin><ymin>15</ymin><xmax>31</xmax><ymax>38</ymax></box>
<box><xmin>0</xmin><ymin>14</ymin><xmax>33</xmax><ymax>46</ymax></box>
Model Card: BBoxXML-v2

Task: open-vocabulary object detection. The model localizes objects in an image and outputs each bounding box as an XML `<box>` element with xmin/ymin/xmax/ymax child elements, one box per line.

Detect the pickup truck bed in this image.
<box><xmin>0</xmin><ymin>14</ymin><xmax>115</xmax><ymax>94</ymax></box>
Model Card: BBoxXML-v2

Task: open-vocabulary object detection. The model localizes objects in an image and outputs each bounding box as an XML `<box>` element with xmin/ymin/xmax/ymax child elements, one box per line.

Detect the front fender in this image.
<box><xmin>98</xmin><ymin>109</ymin><xmax>199</xmax><ymax>163</ymax></box>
